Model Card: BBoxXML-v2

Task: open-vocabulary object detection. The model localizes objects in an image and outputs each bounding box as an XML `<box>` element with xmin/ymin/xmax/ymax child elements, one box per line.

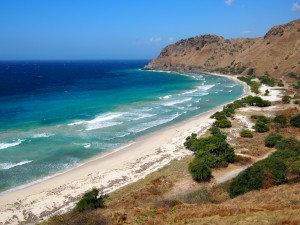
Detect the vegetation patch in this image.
<box><xmin>237</xmin><ymin>76</ymin><xmax>261</xmax><ymax>94</ymax></box>
<box><xmin>282</xmin><ymin>95</ymin><xmax>292</xmax><ymax>104</ymax></box>
<box><xmin>75</xmin><ymin>189</ymin><xmax>108</xmax><ymax>212</ymax></box>
<box><xmin>240</xmin><ymin>129</ymin><xmax>253</xmax><ymax>138</ymax></box>
<box><xmin>185</xmin><ymin>126</ymin><xmax>235</xmax><ymax>181</ymax></box>
<box><xmin>273</xmin><ymin>115</ymin><xmax>288</xmax><ymax>128</ymax></box>
<box><xmin>264</xmin><ymin>133</ymin><xmax>283</xmax><ymax>147</ymax></box>
<box><xmin>253</xmin><ymin>115</ymin><xmax>270</xmax><ymax>133</ymax></box>
<box><xmin>290</xmin><ymin>114</ymin><xmax>300</xmax><ymax>128</ymax></box>
<box><xmin>258</xmin><ymin>75</ymin><xmax>275</xmax><ymax>87</ymax></box>
<box><xmin>229</xmin><ymin>137</ymin><xmax>300</xmax><ymax>198</ymax></box>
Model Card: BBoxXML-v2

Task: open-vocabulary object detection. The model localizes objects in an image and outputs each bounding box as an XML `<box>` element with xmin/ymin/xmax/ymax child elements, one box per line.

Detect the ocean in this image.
<box><xmin>0</xmin><ymin>60</ymin><xmax>244</xmax><ymax>193</ymax></box>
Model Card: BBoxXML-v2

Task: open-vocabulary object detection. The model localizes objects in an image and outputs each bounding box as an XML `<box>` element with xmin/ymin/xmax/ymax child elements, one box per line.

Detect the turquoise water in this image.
<box><xmin>0</xmin><ymin>60</ymin><xmax>244</xmax><ymax>192</ymax></box>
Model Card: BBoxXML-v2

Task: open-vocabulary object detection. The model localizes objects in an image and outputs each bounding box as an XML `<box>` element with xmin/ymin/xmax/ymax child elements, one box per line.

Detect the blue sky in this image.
<box><xmin>0</xmin><ymin>0</ymin><xmax>299</xmax><ymax>60</ymax></box>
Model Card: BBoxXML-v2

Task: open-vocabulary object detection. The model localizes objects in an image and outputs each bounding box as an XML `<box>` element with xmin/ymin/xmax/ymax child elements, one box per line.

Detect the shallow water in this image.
<box><xmin>0</xmin><ymin>60</ymin><xmax>244</xmax><ymax>192</ymax></box>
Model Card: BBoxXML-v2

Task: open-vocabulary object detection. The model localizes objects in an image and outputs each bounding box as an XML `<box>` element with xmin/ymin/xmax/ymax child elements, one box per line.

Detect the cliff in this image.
<box><xmin>144</xmin><ymin>19</ymin><xmax>300</xmax><ymax>79</ymax></box>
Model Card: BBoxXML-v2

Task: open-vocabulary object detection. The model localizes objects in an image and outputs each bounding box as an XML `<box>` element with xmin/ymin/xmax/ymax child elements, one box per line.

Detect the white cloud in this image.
<box><xmin>168</xmin><ymin>37</ymin><xmax>174</xmax><ymax>42</ymax></box>
<box><xmin>225</xmin><ymin>0</ymin><xmax>234</xmax><ymax>5</ymax></box>
<box><xmin>291</xmin><ymin>2</ymin><xmax>300</xmax><ymax>12</ymax></box>
<box><xmin>149</xmin><ymin>37</ymin><xmax>162</xmax><ymax>43</ymax></box>
<box><xmin>242</xmin><ymin>30</ymin><xmax>251</xmax><ymax>34</ymax></box>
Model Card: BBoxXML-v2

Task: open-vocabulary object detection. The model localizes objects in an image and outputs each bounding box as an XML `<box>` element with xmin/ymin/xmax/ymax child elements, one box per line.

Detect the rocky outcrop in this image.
<box><xmin>144</xmin><ymin>19</ymin><xmax>300</xmax><ymax>79</ymax></box>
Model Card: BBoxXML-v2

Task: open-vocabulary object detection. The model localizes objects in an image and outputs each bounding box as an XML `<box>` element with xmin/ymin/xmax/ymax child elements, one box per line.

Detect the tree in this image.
<box><xmin>290</xmin><ymin>114</ymin><xmax>300</xmax><ymax>128</ymax></box>
<box><xmin>273</xmin><ymin>115</ymin><xmax>287</xmax><ymax>128</ymax></box>
<box><xmin>189</xmin><ymin>158</ymin><xmax>212</xmax><ymax>182</ymax></box>
<box><xmin>76</xmin><ymin>189</ymin><xmax>107</xmax><ymax>212</ymax></box>
<box><xmin>184</xmin><ymin>133</ymin><xmax>199</xmax><ymax>152</ymax></box>
<box><xmin>195</xmin><ymin>136</ymin><xmax>235</xmax><ymax>167</ymax></box>
<box><xmin>264</xmin><ymin>89</ymin><xmax>270</xmax><ymax>96</ymax></box>
<box><xmin>253</xmin><ymin>120</ymin><xmax>269</xmax><ymax>133</ymax></box>
<box><xmin>240</xmin><ymin>129</ymin><xmax>253</xmax><ymax>138</ymax></box>
<box><xmin>282</xmin><ymin>95</ymin><xmax>291</xmax><ymax>104</ymax></box>
<box><xmin>265</xmin><ymin>133</ymin><xmax>283</xmax><ymax>147</ymax></box>
<box><xmin>213</xmin><ymin>118</ymin><xmax>232</xmax><ymax>128</ymax></box>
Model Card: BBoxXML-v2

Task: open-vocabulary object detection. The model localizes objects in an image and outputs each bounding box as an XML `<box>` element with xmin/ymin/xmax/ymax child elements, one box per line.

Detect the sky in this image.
<box><xmin>0</xmin><ymin>0</ymin><xmax>299</xmax><ymax>60</ymax></box>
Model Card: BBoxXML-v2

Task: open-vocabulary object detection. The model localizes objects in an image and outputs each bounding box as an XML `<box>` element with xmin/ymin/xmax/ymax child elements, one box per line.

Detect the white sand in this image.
<box><xmin>259</xmin><ymin>84</ymin><xmax>283</xmax><ymax>102</ymax></box>
<box><xmin>0</xmin><ymin>73</ymin><xmax>250</xmax><ymax>225</ymax></box>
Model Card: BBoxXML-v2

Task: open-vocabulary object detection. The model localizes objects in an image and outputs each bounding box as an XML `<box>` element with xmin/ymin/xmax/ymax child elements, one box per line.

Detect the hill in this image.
<box><xmin>144</xmin><ymin>19</ymin><xmax>300</xmax><ymax>79</ymax></box>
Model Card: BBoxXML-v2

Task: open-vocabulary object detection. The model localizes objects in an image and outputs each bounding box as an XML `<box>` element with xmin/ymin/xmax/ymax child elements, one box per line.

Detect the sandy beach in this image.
<box><xmin>0</xmin><ymin>73</ymin><xmax>250</xmax><ymax>225</ymax></box>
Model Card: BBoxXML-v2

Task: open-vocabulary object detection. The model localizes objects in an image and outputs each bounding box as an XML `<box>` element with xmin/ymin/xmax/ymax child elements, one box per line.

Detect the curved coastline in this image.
<box><xmin>0</xmin><ymin>71</ymin><xmax>250</xmax><ymax>224</ymax></box>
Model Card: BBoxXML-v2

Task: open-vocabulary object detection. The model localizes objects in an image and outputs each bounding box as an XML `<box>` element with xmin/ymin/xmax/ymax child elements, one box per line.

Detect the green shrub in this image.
<box><xmin>259</xmin><ymin>75</ymin><xmax>275</xmax><ymax>87</ymax></box>
<box><xmin>209</xmin><ymin>126</ymin><xmax>227</xmax><ymax>140</ymax></box>
<box><xmin>294</xmin><ymin>81</ymin><xmax>300</xmax><ymax>89</ymax></box>
<box><xmin>264</xmin><ymin>133</ymin><xmax>283</xmax><ymax>147</ymax></box>
<box><xmin>253</xmin><ymin>119</ymin><xmax>269</xmax><ymax>133</ymax></box>
<box><xmin>76</xmin><ymin>189</ymin><xmax>107</xmax><ymax>212</ymax></box>
<box><xmin>237</xmin><ymin>77</ymin><xmax>260</xmax><ymax>94</ymax></box>
<box><xmin>278</xmin><ymin>80</ymin><xmax>284</xmax><ymax>87</ymax></box>
<box><xmin>195</xmin><ymin>136</ymin><xmax>235</xmax><ymax>168</ymax></box>
<box><xmin>290</xmin><ymin>114</ymin><xmax>300</xmax><ymax>128</ymax></box>
<box><xmin>240</xmin><ymin>129</ymin><xmax>253</xmax><ymax>138</ymax></box>
<box><xmin>242</xmin><ymin>96</ymin><xmax>271</xmax><ymax>107</ymax></box>
<box><xmin>184</xmin><ymin>133</ymin><xmax>198</xmax><ymax>152</ymax></box>
<box><xmin>273</xmin><ymin>115</ymin><xmax>287</xmax><ymax>127</ymax></box>
<box><xmin>264</xmin><ymin>89</ymin><xmax>270</xmax><ymax>96</ymax></box>
<box><xmin>189</xmin><ymin>158</ymin><xmax>212</xmax><ymax>182</ymax></box>
<box><xmin>229</xmin><ymin>157</ymin><xmax>287</xmax><ymax>198</ymax></box>
<box><xmin>282</xmin><ymin>95</ymin><xmax>291</xmax><ymax>104</ymax></box>
<box><xmin>229</xmin><ymin>137</ymin><xmax>300</xmax><ymax>198</ymax></box>
<box><xmin>294</xmin><ymin>100</ymin><xmax>299</xmax><ymax>104</ymax></box>
<box><xmin>210</xmin><ymin>111</ymin><xmax>227</xmax><ymax>120</ymax></box>
<box><xmin>213</xmin><ymin>118</ymin><xmax>232</xmax><ymax>128</ymax></box>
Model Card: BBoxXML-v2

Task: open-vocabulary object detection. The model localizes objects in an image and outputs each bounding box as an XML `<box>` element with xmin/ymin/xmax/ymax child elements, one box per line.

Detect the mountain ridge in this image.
<box><xmin>144</xmin><ymin>19</ymin><xmax>300</xmax><ymax>79</ymax></box>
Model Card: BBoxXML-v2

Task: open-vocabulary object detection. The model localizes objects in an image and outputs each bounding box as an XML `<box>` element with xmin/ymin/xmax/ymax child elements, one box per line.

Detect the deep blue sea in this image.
<box><xmin>0</xmin><ymin>60</ymin><xmax>244</xmax><ymax>192</ymax></box>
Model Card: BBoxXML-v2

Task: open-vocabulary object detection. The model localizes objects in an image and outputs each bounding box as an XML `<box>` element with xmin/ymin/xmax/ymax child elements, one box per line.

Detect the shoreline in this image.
<box><xmin>0</xmin><ymin>72</ymin><xmax>250</xmax><ymax>224</ymax></box>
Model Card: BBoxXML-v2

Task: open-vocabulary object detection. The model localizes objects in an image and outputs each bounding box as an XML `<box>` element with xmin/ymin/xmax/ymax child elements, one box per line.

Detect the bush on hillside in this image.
<box><xmin>76</xmin><ymin>189</ymin><xmax>107</xmax><ymax>212</ymax></box>
<box><xmin>209</xmin><ymin>126</ymin><xmax>227</xmax><ymax>140</ymax></box>
<box><xmin>195</xmin><ymin>136</ymin><xmax>235</xmax><ymax>168</ymax></box>
<box><xmin>259</xmin><ymin>75</ymin><xmax>275</xmax><ymax>87</ymax></box>
<box><xmin>229</xmin><ymin>137</ymin><xmax>300</xmax><ymax>198</ymax></box>
<box><xmin>229</xmin><ymin>157</ymin><xmax>287</xmax><ymax>198</ymax></box>
<box><xmin>282</xmin><ymin>95</ymin><xmax>291</xmax><ymax>104</ymax></box>
<box><xmin>273</xmin><ymin>115</ymin><xmax>288</xmax><ymax>127</ymax></box>
<box><xmin>213</xmin><ymin>118</ymin><xmax>232</xmax><ymax>128</ymax></box>
<box><xmin>290</xmin><ymin>114</ymin><xmax>300</xmax><ymax>128</ymax></box>
<box><xmin>240</xmin><ymin>129</ymin><xmax>253</xmax><ymax>138</ymax></box>
<box><xmin>189</xmin><ymin>158</ymin><xmax>212</xmax><ymax>182</ymax></box>
<box><xmin>253</xmin><ymin>115</ymin><xmax>270</xmax><ymax>133</ymax></box>
<box><xmin>184</xmin><ymin>133</ymin><xmax>198</xmax><ymax>152</ymax></box>
<box><xmin>253</xmin><ymin>120</ymin><xmax>269</xmax><ymax>133</ymax></box>
<box><xmin>264</xmin><ymin>133</ymin><xmax>283</xmax><ymax>147</ymax></box>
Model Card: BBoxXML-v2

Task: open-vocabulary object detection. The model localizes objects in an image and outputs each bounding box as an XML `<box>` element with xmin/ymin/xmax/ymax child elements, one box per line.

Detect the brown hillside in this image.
<box><xmin>144</xmin><ymin>19</ymin><xmax>300</xmax><ymax>79</ymax></box>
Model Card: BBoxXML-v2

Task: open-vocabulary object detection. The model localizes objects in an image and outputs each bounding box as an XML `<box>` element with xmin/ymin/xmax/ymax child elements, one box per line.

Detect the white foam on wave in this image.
<box><xmin>131</xmin><ymin>113</ymin><xmax>156</xmax><ymax>121</ymax></box>
<box><xmin>83</xmin><ymin>143</ymin><xmax>91</xmax><ymax>149</ymax></box>
<box><xmin>86</xmin><ymin>121</ymin><xmax>122</xmax><ymax>131</ymax></box>
<box><xmin>128</xmin><ymin>113</ymin><xmax>181</xmax><ymax>133</ymax></box>
<box><xmin>68</xmin><ymin>121</ymin><xmax>84</xmax><ymax>126</ymax></box>
<box><xmin>197</xmin><ymin>84</ymin><xmax>215</xmax><ymax>91</ymax></box>
<box><xmin>87</xmin><ymin>112</ymin><xmax>124</xmax><ymax>124</ymax></box>
<box><xmin>75</xmin><ymin>112</ymin><xmax>124</xmax><ymax>131</ymax></box>
<box><xmin>139</xmin><ymin>107</ymin><xmax>153</xmax><ymax>112</ymax></box>
<box><xmin>32</xmin><ymin>133</ymin><xmax>54</xmax><ymax>138</ymax></box>
<box><xmin>0</xmin><ymin>160</ymin><xmax>32</xmax><ymax>170</ymax></box>
<box><xmin>0</xmin><ymin>140</ymin><xmax>23</xmax><ymax>150</ymax></box>
<box><xmin>181</xmin><ymin>89</ymin><xmax>198</xmax><ymax>95</ymax></box>
<box><xmin>159</xmin><ymin>95</ymin><xmax>172</xmax><ymax>99</ymax></box>
<box><xmin>224</xmin><ymin>84</ymin><xmax>237</xmax><ymax>88</ymax></box>
<box><xmin>162</xmin><ymin>98</ymin><xmax>192</xmax><ymax>106</ymax></box>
